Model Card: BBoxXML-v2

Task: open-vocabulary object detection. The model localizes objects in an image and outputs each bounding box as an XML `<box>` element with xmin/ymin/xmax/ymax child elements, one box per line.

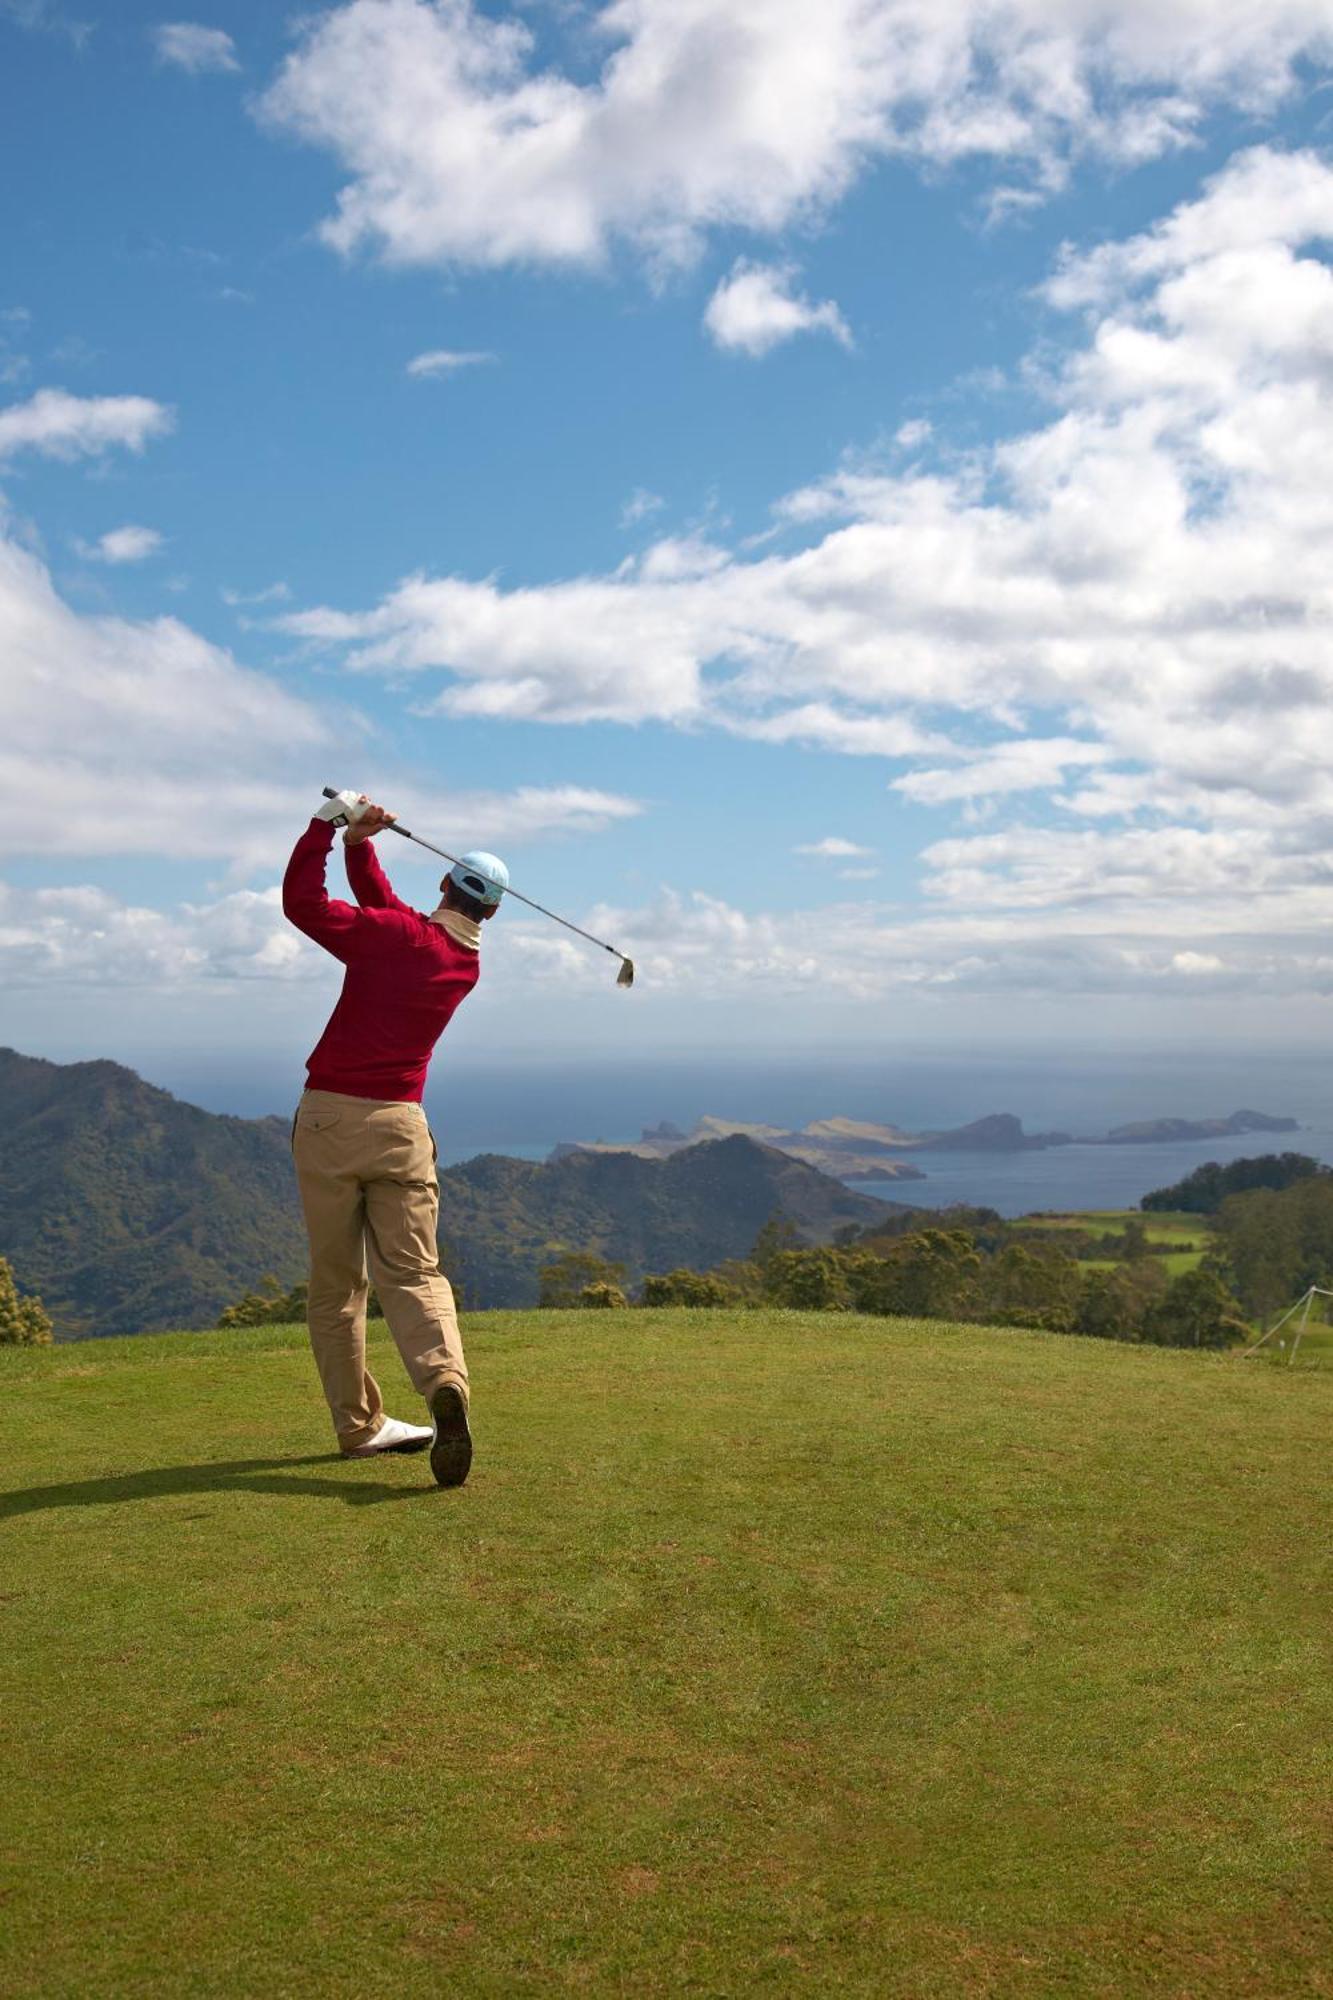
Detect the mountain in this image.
<box><xmin>914</xmin><ymin>1113</ymin><xmax>1072</xmax><ymax>1152</ymax></box>
<box><xmin>1100</xmin><ymin>1110</ymin><xmax>1300</xmax><ymax>1145</ymax></box>
<box><xmin>553</xmin><ymin>1108</ymin><xmax>1071</xmax><ymax>1176</ymax></box>
<box><xmin>436</xmin><ymin>1137</ymin><xmax>892</xmax><ymax>1305</ymax></box>
<box><xmin>0</xmin><ymin>1049</ymin><xmax>890</xmax><ymax>1337</ymax></box>
<box><xmin>0</xmin><ymin>1047</ymin><xmax>307</xmax><ymax>1341</ymax></box>
<box><xmin>556</xmin><ymin>1105</ymin><xmax>1300</xmax><ymax>1179</ymax></box>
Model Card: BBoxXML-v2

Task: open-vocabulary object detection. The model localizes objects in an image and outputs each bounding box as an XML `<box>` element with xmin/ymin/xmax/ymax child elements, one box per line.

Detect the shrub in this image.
<box><xmin>764</xmin><ymin>1247</ymin><xmax>850</xmax><ymax>1311</ymax></box>
<box><xmin>218</xmin><ymin>1274</ymin><xmax>307</xmax><ymax>1328</ymax></box>
<box><xmin>846</xmin><ymin>1230</ymin><xmax>983</xmax><ymax>1320</ymax></box>
<box><xmin>579</xmin><ymin>1282</ymin><xmax>629</xmax><ymax>1309</ymax></box>
<box><xmin>641</xmin><ymin>1269</ymin><xmax>739</xmax><ymax>1307</ymax></box>
<box><xmin>0</xmin><ymin>1256</ymin><xmax>53</xmax><ymax>1345</ymax></box>
<box><xmin>538</xmin><ymin>1251</ymin><xmax>627</xmax><ymax>1308</ymax></box>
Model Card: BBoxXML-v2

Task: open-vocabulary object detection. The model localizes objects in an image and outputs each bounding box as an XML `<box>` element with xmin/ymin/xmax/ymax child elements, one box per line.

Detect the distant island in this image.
<box><xmin>552</xmin><ymin>1108</ymin><xmax>1300</xmax><ymax>1182</ymax></box>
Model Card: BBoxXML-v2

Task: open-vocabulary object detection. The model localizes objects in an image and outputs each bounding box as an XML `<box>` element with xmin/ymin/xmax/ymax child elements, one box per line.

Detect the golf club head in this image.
<box><xmin>617</xmin><ymin>958</ymin><xmax>635</xmax><ymax>988</ymax></box>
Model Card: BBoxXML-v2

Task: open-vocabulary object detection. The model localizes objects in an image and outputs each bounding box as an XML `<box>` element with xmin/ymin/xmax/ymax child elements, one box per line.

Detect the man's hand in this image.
<box><xmin>343</xmin><ymin>795</ymin><xmax>397</xmax><ymax>845</ymax></box>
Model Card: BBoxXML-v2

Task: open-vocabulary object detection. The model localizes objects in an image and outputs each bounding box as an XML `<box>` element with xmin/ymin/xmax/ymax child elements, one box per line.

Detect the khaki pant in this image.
<box><xmin>291</xmin><ymin>1088</ymin><xmax>468</xmax><ymax>1450</ymax></box>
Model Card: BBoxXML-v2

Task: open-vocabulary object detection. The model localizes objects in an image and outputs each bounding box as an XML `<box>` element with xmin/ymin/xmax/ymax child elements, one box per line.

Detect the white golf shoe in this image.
<box><xmin>342</xmin><ymin>1415</ymin><xmax>433</xmax><ymax>1458</ymax></box>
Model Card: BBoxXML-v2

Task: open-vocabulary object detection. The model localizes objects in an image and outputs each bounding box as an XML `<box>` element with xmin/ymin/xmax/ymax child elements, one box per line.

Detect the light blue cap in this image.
<box><xmin>449</xmin><ymin>850</ymin><xmax>509</xmax><ymax>908</ymax></box>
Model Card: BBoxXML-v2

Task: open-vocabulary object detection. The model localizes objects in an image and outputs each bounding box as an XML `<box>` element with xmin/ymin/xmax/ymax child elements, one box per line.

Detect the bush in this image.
<box><xmin>218</xmin><ymin>1274</ymin><xmax>308</xmax><ymax>1328</ymax></box>
<box><xmin>0</xmin><ymin>1255</ymin><xmax>53</xmax><ymax>1345</ymax></box>
<box><xmin>846</xmin><ymin>1230</ymin><xmax>983</xmax><ymax>1320</ymax></box>
<box><xmin>538</xmin><ymin>1251</ymin><xmax>627</xmax><ymax>1308</ymax></box>
<box><xmin>764</xmin><ymin>1247</ymin><xmax>851</xmax><ymax>1311</ymax></box>
<box><xmin>641</xmin><ymin>1269</ymin><xmax>739</xmax><ymax>1307</ymax></box>
<box><xmin>579</xmin><ymin>1282</ymin><xmax>629</xmax><ymax>1309</ymax></box>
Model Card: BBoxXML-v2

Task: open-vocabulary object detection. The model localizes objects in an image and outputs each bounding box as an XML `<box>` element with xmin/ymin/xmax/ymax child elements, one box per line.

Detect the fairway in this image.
<box><xmin>3</xmin><ymin>1312</ymin><xmax>1331</xmax><ymax>1998</ymax></box>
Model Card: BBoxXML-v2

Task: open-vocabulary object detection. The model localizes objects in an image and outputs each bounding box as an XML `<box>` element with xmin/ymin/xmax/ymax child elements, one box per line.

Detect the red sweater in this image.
<box><xmin>282</xmin><ymin>819</ymin><xmax>480</xmax><ymax>1103</ymax></box>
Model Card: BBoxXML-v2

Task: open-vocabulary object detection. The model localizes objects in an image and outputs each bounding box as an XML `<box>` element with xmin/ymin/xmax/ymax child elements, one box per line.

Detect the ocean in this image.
<box><xmin>143</xmin><ymin>1041</ymin><xmax>1333</xmax><ymax>1219</ymax></box>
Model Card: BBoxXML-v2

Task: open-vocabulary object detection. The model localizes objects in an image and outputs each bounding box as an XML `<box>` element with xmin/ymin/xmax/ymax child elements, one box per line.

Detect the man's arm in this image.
<box><xmin>340</xmin><ymin>794</ymin><xmax>415</xmax><ymax>914</ymax></box>
<box><xmin>282</xmin><ymin>819</ymin><xmax>414</xmax><ymax>963</ymax></box>
<box><xmin>345</xmin><ymin>832</ymin><xmax>414</xmax><ymax>915</ymax></box>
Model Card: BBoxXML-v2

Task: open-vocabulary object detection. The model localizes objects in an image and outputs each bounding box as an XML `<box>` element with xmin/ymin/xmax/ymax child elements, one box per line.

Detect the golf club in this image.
<box><xmin>321</xmin><ymin>787</ymin><xmax>635</xmax><ymax>987</ymax></box>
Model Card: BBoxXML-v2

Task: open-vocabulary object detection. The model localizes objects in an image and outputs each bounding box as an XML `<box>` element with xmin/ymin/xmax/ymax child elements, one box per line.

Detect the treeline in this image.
<box><xmin>1211</xmin><ymin>1174</ymin><xmax>1333</xmax><ymax>1318</ymax></box>
<box><xmin>208</xmin><ymin>1157</ymin><xmax>1333</xmax><ymax>1348</ymax></box>
<box><xmin>1142</xmin><ymin>1152</ymin><xmax>1324</xmax><ymax>1213</ymax></box>
<box><xmin>536</xmin><ymin>1221</ymin><xmax>1247</xmax><ymax>1349</ymax></box>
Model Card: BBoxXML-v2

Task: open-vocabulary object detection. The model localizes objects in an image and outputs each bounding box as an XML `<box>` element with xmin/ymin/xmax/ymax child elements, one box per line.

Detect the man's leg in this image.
<box><xmin>362</xmin><ymin>1104</ymin><xmax>469</xmax><ymax>1407</ymax></box>
<box><xmin>292</xmin><ymin>1094</ymin><xmax>385</xmax><ymax>1451</ymax></box>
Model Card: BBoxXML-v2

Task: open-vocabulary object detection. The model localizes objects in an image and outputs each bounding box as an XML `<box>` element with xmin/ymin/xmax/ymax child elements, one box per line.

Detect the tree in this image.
<box><xmin>750</xmin><ymin>1214</ymin><xmax>801</xmax><ymax>1275</ymax></box>
<box><xmin>846</xmin><ymin>1230</ymin><xmax>982</xmax><ymax>1320</ymax></box>
<box><xmin>0</xmin><ymin>1255</ymin><xmax>53</xmax><ymax>1345</ymax></box>
<box><xmin>1073</xmin><ymin>1260</ymin><xmax>1167</xmax><ymax>1341</ymax></box>
<box><xmin>1144</xmin><ymin>1269</ymin><xmax>1249</xmax><ymax>1349</ymax></box>
<box><xmin>980</xmin><ymin>1242</ymin><xmax>1080</xmax><ymax>1332</ymax></box>
<box><xmin>1143</xmin><ymin>1153</ymin><xmax>1323</xmax><ymax>1214</ymax></box>
<box><xmin>641</xmin><ymin>1269</ymin><xmax>739</xmax><ymax>1307</ymax></box>
<box><xmin>1209</xmin><ymin>1176</ymin><xmax>1333</xmax><ymax>1318</ymax></box>
<box><xmin>538</xmin><ymin>1250</ymin><xmax>627</xmax><ymax>1308</ymax></box>
<box><xmin>764</xmin><ymin>1247</ymin><xmax>850</xmax><ymax>1310</ymax></box>
<box><xmin>218</xmin><ymin>1273</ymin><xmax>308</xmax><ymax>1328</ymax></box>
<box><xmin>1118</xmin><ymin>1218</ymin><xmax>1151</xmax><ymax>1263</ymax></box>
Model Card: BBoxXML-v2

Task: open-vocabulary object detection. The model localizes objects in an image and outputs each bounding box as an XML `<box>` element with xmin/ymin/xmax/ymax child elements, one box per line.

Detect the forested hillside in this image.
<box><xmin>0</xmin><ymin>1049</ymin><xmax>888</xmax><ymax>1337</ymax></box>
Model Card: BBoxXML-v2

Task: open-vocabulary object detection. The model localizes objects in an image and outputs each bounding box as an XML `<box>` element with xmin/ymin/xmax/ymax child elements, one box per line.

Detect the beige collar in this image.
<box><xmin>429</xmin><ymin>905</ymin><xmax>481</xmax><ymax>952</ymax></box>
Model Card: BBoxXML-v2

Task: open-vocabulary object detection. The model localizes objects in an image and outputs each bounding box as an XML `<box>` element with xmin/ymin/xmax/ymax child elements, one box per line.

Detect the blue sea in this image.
<box><xmin>146</xmin><ymin>1042</ymin><xmax>1333</xmax><ymax>1220</ymax></box>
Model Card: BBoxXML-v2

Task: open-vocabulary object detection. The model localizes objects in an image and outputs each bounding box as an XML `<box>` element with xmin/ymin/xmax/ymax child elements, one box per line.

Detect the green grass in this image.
<box><xmin>3</xmin><ymin>1312</ymin><xmax>1332</xmax><ymax>1997</ymax></box>
<box><xmin>1015</xmin><ymin>1208</ymin><xmax>1209</xmax><ymax>1275</ymax></box>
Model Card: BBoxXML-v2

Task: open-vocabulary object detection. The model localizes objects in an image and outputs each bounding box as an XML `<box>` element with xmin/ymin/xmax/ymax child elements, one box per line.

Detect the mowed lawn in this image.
<box><xmin>2</xmin><ymin>1313</ymin><xmax>1331</xmax><ymax>1999</ymax></box>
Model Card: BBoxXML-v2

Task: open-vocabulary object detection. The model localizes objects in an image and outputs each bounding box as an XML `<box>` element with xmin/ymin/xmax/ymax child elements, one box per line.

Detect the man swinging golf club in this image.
<box><xmin>282</xmin><ymin>789</ymin><xmax>509</xmax><ymax>1487</ymax></box>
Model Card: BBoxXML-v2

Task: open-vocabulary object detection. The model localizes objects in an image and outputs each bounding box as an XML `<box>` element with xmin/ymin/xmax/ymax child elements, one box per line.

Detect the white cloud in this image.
<box><xmin>221</xmin><ymin>580</ymin><xmax>291</xmax><ymax>606</ymax></box>
<box><xmin>703</xmin><ymin>261</ymin><xmax>852</xmax><ymax>357</ymax></box>
<box><xmin>153</xmin><ymin>23</ymin><xmax>240</xmax><ymax>74</ymax></box>
<box><xmin>405</xmin><ymin>347</ymin><xmax>496</xmax><ymax>377</ymax></box>
<box><xmin>275</xmin><ymin>143</ymin><xmax>1333</xmax><ymax>999</ymax></box>
<box><xmin>795</xmin><ymin>836</ymin><xmax>874</xmax><ymax>857</ymax></box>
<box><xmin>620</xmin><ymin>487</ymin><xmax>664</xmax><ymax>528</ymax></box>
<box><xmin>259</xmin><ymin>0</ymin><xmax>1333</xmax><ymax>275</ymax></box>
<box><xmin>0</xmin><ymin>387</ymin><xmax>173</xmax><ymax>462</ymax></box>
<box><xmin>894</xmin><ymin>739</ymin><xmax>1111</xmax><ymax>805</ymax></box>
<box><xmin>0</xmin><ymin>529</ymin><xmax>642</xmax><ymax>884</ymax></box>
<box><xmin>75</xmin><ymin>524</ymin><xmax>164</xmax><ymax>565</ymax></box>
<box><xmin>1</xmin><ymin>1</ymin><xmax>92</xmax><ymax>48</ymax></box>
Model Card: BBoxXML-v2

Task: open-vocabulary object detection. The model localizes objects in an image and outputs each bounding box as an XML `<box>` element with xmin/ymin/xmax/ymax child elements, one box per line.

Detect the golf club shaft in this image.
<box><xmin>320</xmin><ymin>789</ymin><xmax>632</xmax><ymax>971</ymax></box>
<box><xmin>393</xmin><ymin>823</ymin><xmax>630</xmax><ymax>965</ymax></box>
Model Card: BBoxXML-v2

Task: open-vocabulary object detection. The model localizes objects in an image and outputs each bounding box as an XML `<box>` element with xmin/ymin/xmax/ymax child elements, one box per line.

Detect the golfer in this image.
<box><xmin>282</xmin><ymin>790</ymin><xmax>508</xmax><ymax>1487</ymax></box>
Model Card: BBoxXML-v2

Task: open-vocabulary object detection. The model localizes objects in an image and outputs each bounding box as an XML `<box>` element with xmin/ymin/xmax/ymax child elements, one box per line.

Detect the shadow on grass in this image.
<box><xmin>0</xmin><ymin>1454</ymin><xmax>442</xmax><ymax>1519</ymax></box>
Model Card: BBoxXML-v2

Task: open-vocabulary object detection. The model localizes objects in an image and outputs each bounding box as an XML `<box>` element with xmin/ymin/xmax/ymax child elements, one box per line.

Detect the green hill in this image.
<box><xmin>0</xmin><ymin>1047</ymin><xmax>888</xmax><ymax>1336</ymax></box>
<box><xmin>3</xmin><ymin>1311</ymin><xmax>1330</xmax><ymax>1997</ymax></box>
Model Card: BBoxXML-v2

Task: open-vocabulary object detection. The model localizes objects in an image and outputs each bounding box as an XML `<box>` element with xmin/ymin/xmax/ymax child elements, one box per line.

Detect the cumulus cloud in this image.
<box><xmin>259</xmin><ymin>0</ymin><xmax>1333</xmax><ymax>274</ymax></box>
<box><xmin>405</xmin><ymin>347</ymin><xmax>495</xmax><ymax>377</ymax></box>
<box><xmin>0</xmin><ymin>530</ymin><xmax>642</xmax><ymax>883</ymax></box>
<box><xmin>0</xmin><ymin>388</ymin><xmax>173</xmax><ymax>462</ymax></box>
<box><xmin>276</xmin><ymin>143</ymin><xmax>1333</xmax><ymax>996</ymax></box>
<box><xmin>75</xmin><ymin>524</ymin><xmax>164</xmax><ymax>565</ymax></box>
<box><xmin>704</xmin><ymin>261</ymin><xmax>851</xmax><ymax>356</ymax></box>
<box><xmin>795</xmin><ymin>836</ymin><xmax>874</xmax><ymax>857</ymax></box>
<box><xmin>153</xmin><ymin>22</ymin><xmax>240</xmax><ymax>74</ymax></box>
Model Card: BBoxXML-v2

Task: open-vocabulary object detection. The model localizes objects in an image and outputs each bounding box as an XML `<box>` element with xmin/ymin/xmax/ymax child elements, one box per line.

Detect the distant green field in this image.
<box><xmin>3</xmin><ymin>1312</ymin><xmax>1331</xmax><ymax>1998</ymax></box>
<box><xmin>1014</xmin><ymin>1208</ymin><xmax>1209</xmax><ymax>1276</ymax></box>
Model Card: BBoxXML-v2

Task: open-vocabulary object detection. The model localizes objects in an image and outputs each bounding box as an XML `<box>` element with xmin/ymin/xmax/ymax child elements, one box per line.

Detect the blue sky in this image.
<box><xmin>6</xmin><ymin>0</ymin><xmax>1333</xmax><ymax>1090</ymax></box>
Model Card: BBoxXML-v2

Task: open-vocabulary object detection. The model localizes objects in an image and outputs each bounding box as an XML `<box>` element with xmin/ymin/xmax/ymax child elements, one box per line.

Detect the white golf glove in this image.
<box><xmin>314</xmin><ymin>789</ymin><xmax>369</xmax><ymax>827</ymax></box>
